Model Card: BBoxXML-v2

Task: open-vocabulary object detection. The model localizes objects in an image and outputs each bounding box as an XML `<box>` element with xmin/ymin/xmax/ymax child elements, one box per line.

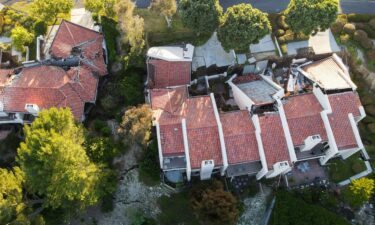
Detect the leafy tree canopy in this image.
<box><xmin>217</xmin><ymin>3</ymin><xmax>271</xmax><ymax>52</ymax></box>
<box><xmin>120</xmin><ymin>104</ymin><xmax>152</xmax><ymax>147</ymax></box>
<box><xmin>31</xmin><ymin>0</ymin><xmax>74</xmax><ymax>24</ymax></box>
<box><xmin>179</xmin><ymin>0</ymin><xmax>223</xmax><ymax>34</ymax></box>
<box><xmin>271</xmin><ymin>191</ymin><xmax>350</xmax><ymax>225</ymax></box>
<box><xmin>84</xmin><ymin>0</ymin><xmax>116</xmax><ymax>20</ymax></box>
<box><xmin>17</xmin><ymin>108</ymin><xmax>103</xmax><ymax>210</ymax></box>
<box><xmin>115</xmin><ymin>0</ymin><xmax>145</xmax><ymax>53</ymax></box>
<box><xmin>150</xmin><ymin>0</ymin><xmax>177</xmax><ymax>18</ymax></box>
<box><xmin>190</xmin><ymin>180</ymin><xmax>239</xmax><ymax>225</ymax></box>
<box><xmin>11</xmin><ymin>26</ymin><xmax>34</xmax><ymax>51</ymax></box>
<box><xmin>284</xmin><ymin>0</ymin><xmax>339</xmax><ymax>35</ymax></box>
<box><xmin>0</xmin><ymin>167</ymin><xmax>24</xmax><ymax>224</ymax></box>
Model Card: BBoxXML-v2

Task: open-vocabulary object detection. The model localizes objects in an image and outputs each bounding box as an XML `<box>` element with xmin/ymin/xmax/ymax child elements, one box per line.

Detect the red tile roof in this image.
<box><xmin>328</xmin><ymin>92</ymin><xmax>362</xmax><ymax>150</ymax></box>
<box><xmin>0</xmin><ymin>65</ymin><xmax>99</xmax><ymax>120</ymax></box>
<box><xmin>0</xmin><ymin>69</ymin><xmax>13</xmax><ymax>87</ymax></box>
<box><xmin>184</xmin><ymin>96</ymin><xmax>222</xmax><ymax>169</ymax></box>
<box><xmin>50</xmin><ymin>20</ymin><xmax>107</xmax><ymax>76</ymax></box>
<box><xmin>148</xmin><ymin>60</ymin><xmax>191</xmax><ymax>88</ymax></box>
<box><xmin>284</xmin><ymin>93</ymin><xmax>327</xmax><ymax>146</ymax></box>
<box><xmin>159</xmin><ymin>123</ymin><xmax>185</xmax><ymax>156</ymax></box>
<box><xmin>220</xmin><ymin>111</ymin><xmax>260</xmax><ymax>164</ymax></box>
<box><xmin>259</xmin><ymin>113</ymin><xmax>290</xmax><ymax>169</ymax></box>
<box><xmin>150</xmin><ymin>86</ymin><xmax>188</xmax><ymax>113</ymax></box>
<box><xmin>151</xmin><ymin>91</ymin><xmax>222</xmax><ymax>169</ymax></box>
<box><xmin>232</xmin><ymin>74</ymin><xmax>261</xmax><ymax>84</ymax></box>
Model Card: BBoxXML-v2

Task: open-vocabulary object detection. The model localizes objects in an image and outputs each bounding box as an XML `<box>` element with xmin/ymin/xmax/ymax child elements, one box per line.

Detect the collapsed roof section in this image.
<box><xmin>299</xmin><ymin>54</ymin><xmax>357</xmax><ymax>91</ymax></box>
<box><xmin>47</xmin><ymin>20</ymin><xmax>107</xmax><ymax>76</ymax></box>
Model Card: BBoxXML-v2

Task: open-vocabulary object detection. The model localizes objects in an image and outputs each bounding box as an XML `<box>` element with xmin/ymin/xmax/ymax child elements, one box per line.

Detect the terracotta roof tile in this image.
<box><xmin>148</xmin><ymin>60</ymin><xmax>191</xmax><ymax>88</ymax></box>
<box><xmin>0</xmin><ymin>65</ymin><xmax>99</xmax><ymax>120</ymax></box>
<box><xmin>187</xmin><ymin>126</ymin><xmax>223</xmax><ymax>169</ymax></box>
<box><xmin>150</xmin><ymin>91</ymin><xmax>222</xmax><ymax>169</ymax></box>
<box><xmin>232</xmin><ymin>74</ymin><xmax>261</xmax><ymax>84</ymax></box>
<box><xmin>328</xmin><ymin>92</ymin><xmax>362</xmax><ymax>150</ymax></box>
<box><xmin>284</xmin><ymin>93</ymin><xmax>327</xmax><ymax>146</ymax></box>
<box><xmin>50</xmin><ymin>20</ymin><xmax>107</xmax><ymax>76</ymax></box>
<box><xmin>259</xmin><ymin>113</ymin><xmax>290</xmax><ymax>169</ymax></box>
<box><xmin>0</xmin><ymin>69</ymin><xmax>13</xmax><ymax>87</ymax></box>
<box><xmin>150</xmin><ymin>86</ymin><xmax>188</xmax><ymax>113</ymax></box>
<box><xmin>220</xmin><ymin>111</ymin><xmax>260</xmax><ymax>164</ymax></box>
<box><xmin>159</xmin><ymin>123</ymin><xmax>185</xmax><ymax>156</ymax></box>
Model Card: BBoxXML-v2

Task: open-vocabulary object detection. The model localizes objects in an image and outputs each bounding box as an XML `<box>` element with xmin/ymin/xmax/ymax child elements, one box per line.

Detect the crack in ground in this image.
<box><xmin>119</xmin><ymin>164</ymin><xmax>139</xmax><ymax>180</ymax></box>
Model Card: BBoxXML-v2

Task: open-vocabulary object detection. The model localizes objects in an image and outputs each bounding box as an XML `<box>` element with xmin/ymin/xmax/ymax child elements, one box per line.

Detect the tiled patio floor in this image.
<box><xmin>286</xmin><ymin>159</ymin><xmax>328</xmax><ymax>187</ymax></box>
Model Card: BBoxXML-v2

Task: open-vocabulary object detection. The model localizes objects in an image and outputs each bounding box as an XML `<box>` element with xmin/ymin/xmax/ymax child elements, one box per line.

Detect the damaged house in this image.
<box><xmin>0</xmin><ymin>20</ymin><xmax>107</xmax><ymax>124</ymax></box>
<box><xmin>146</xmin><ymin>43</ymin><xmax>366</xmax><ymax>183</ymax></box>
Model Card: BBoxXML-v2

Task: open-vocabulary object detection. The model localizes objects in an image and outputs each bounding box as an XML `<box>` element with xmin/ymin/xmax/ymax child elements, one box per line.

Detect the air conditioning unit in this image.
<box><xmin>200</xmin><ymin>160</ymin><xmax>214</xmax><ymax>180</ymax></box>
<box><xmin>25</xmin><ymin>104</ymin><xmax>39</xmax><ymax>114</ymax></box>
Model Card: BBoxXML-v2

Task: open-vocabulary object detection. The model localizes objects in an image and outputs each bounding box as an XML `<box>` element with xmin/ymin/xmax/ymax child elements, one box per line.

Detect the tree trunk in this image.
<box><xmin>165</xmin><ymin>15</ymin><xmax>172</xmax><ymax>28</ymax></box>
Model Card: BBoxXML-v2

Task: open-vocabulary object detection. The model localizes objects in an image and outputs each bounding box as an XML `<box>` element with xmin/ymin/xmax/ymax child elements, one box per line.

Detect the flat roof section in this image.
<box><xmin>233</xmin><ymin>75</ymin><xmax>278</xmax><ymax>105</ymax></box>
<box><xmin>301</xmin><ymin>57</ymin><xmax>352</xmax><ymax>90</ymax></box>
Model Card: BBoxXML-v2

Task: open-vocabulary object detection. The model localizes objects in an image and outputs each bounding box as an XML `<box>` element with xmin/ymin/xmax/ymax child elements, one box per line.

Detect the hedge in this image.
<box><xmin>370</xmin><ymin>18</ymin><xmax>375</xmax><ymax>30</ymax></box>
<box><xmin>348</xmin><ymin>13</ymin><xmax>375</xmax><ymax>23</ymax></box>
<box><xmin>367</xmin><ymin>49</ymin><xmax>375</xmax><ymax>61</ymax></box>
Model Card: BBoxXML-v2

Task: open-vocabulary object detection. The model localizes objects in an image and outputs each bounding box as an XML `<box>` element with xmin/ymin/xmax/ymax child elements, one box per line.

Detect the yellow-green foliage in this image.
<box><xmin>346</xmin><ymin>177</ymin><xmax>375</xmax><ymax>207</ymax></box>
<box><xmin>350</xmin><ymin>178</ymin><xmax>375</xmax><ymax>201</ymax></box>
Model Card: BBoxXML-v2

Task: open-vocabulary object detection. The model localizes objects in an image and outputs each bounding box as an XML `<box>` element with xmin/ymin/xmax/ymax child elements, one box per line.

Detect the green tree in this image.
<box><xmin>217</xmin><ymin>3</ymin><xmax>271</xmax><ymax>52</ymax></box>
<box><xmin>17</xmin><ymin>108</ymin><xmax>103</xmax><ymax>211</ymax></box>
<box><xmin>31</xmin><ymin>0</ymin><xmax>74</xmax><ymax>24</ymax></box>
<box><xmin>271</xmin><ymin>191</ymin><xmax>349</xmax><ymax>225</ymax></box>
<box><xmin>190</xmin><ymin>180</ymin><xmax>239</xmax><ymax>225</ymax></box>
<box><xmin>11</xmin><ymin>26</ymin><xmax>34</xmax><ymax>51</ymax></box>
<box><xmin>179</xmin><ymin>0</ymin><xmax>223</xmax><ymax>35</ymax></box>
<box><xmin>150</xmin><ymin>0</ymin><xmax>177</xmax><ymax>27</ymax></box>
<box><xmin>284</xmin><ymin>0</ymin><xmax>339</xmax><ymax>35</ymax></box>
<box><xmin>345</xmin><ymin>177</ymin><xmax>375</xmax><ymax>207</ymax></box>
<box><xmin>0</xmin><ymin>167</ymin><xmax>25</xmax><ymax>224</ymax></box>
<box><xmin>84</xmin><ymin>0</ymin><xmax>116</xmax><ymax>21</ymax></box>
<box><xmin>120</xmin><ymin>73</ymin><xmax>144</xmax><ymax>106</ymax></box>
<box><xmin>120</xmin><ymin>104</ymin><xmax>152</xmax><ymax>147</ymax></box>
<box><xmin>115</xmin><ymin>0</ymin><xmax>145</xmax><ymax>54</ymax></box>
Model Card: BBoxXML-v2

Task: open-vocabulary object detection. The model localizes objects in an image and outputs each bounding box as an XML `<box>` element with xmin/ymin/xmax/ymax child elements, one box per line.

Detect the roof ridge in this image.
<box><xmin>61</xmin><ymin>19</ymin><xmax>101</xmax><ymax>35</ymax></box>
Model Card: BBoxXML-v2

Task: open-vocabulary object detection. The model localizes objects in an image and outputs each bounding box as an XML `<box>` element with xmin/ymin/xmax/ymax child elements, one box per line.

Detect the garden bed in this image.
<box><xmin>327</xmin><ymin>152</ymin><xmax>366</xmax><ymax>183</ymax></box>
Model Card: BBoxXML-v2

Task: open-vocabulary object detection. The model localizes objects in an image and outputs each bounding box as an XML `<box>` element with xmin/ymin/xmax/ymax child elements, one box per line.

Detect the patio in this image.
<box><xmin>286</xmin><ymin>159</ymin><xmax>328</xmax><ymax>188</ymax></box>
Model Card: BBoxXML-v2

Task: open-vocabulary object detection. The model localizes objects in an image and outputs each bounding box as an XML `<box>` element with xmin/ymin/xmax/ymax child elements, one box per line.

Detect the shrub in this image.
<box><xmin>94</xmin><ymin>119</ymin><xmax>107</xmax><ymax>132</ymax></box>
<box><xmin>370</xmin><ymin>18</ymin><xmax>375</xmax><ymax>30</ymax></box>
<box><xmin>275</xmin><ymin>29</ymin><xmax>285</xmax><ymax>37</ymax></box>
<box><xmin>277</xmin><ymin>15</ymin><xmax>289</xmax><ymax>30</ymax></box>
<box><xmin>367</xmin><ymin>49</ymin><xmax>375</xmax><ymax>61</ymax></box>
<box><xmin>348</xmin><ymin>13</ymin><xmax>375</xmax><ymax>23</ymax></box>
<box><xmin>352</xmin><ymin>162</ymin><xmax>365</xmax><ymax>173</ymax></box>
<box><xmin>353</xmin><ymin>29</ymin><xmax>368</xmax><ymax>42</ymax></box>
<box><xmin>360</xmin><ymin>38</ymin><xmax>374</xmax><ymax>50</ymax></box>
<box><xmin>331</xmin><ymin>21</ymin><xmax>345</xmax><ymax>34</ymax></box>
<box><xmin>280</xmin><ymin>44</ymin><xmax>288</xmax><ymax>54</ymax></box>
<box><xmin>343</xmin><ymin>23</ymin><xmax>356</xmax><ymax>35</ymax></box>
<box><xmin>362</xmin><ymin>24</ymin><xmax>375</xmax><ymax>38</ymax></box>
<box><xmin>278</xmin><ymin>36</ymin><xmax>286</xmax><ymax>44</ymax></box>
<box><xmin>120</xmin><ymin>73</ymin><xmax>144</xmax><ymax>106</ymax></box>
<box><xmin>355</xmin><ymin>22</ymin><xmax>365</xmax><ymax>30</ymax></box>
<box><xmin>340</xmin><ymin>34</ymin><xmax>350</xmax><ymax>44</ymax></box>
<box><xmin>139</xmin><ymin>139</ymin><xmax>161</xmax><ymax>186</ymax></box>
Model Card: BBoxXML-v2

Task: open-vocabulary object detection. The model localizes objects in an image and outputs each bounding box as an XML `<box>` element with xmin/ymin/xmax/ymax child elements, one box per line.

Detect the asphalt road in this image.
<box><xmin>1</xmin><ymin>0</ymin><xmax>375</xmax><ymax>14</ymax></box>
